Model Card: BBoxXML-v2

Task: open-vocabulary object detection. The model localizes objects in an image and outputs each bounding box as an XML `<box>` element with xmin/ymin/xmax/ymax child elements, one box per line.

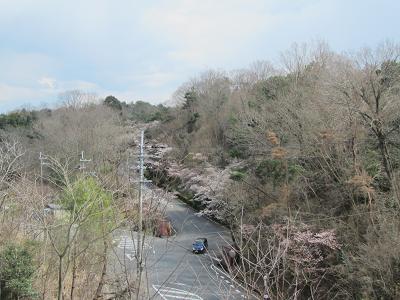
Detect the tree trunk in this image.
<box><xmin>375</xmin><ymin>124</ymin><xmax>400</xmax><ymax>202</ymax></box>
<box><xmin>70</xmin><ymin>246</ymin><xmax>77</xmax><ymax>300</ymax></box>
<box><xmin>58</xmin><ymin>256</ymin><xmax>63</xmax><ymax>300</ymax></box>
<box><xmin>378</xmin><ymin>134</ymin><xmax>393</xmax><ymax>181</ymax></box>
<box><xmin>94</xmin><ymin>240</ymin><xmax>108</xmax><ymax>299</ymax></box>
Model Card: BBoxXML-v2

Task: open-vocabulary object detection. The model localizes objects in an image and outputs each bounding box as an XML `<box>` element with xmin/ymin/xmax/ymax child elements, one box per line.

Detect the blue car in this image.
<box><xmin>192</xmin><ymin>238</ymin><xmax>208</xmax><ymax>254</ymax></box>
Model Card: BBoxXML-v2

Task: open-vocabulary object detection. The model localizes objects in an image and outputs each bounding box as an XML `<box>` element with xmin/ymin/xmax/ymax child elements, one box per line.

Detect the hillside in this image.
<box><xmin>145</xmin><ymin>42</ymin><xmax>400</xmax><ymax>299</ymax></box>
<box><xmin>0</xmin><ymin>42</ymin><xmax>400</xmax><ymax>299</ymax></box>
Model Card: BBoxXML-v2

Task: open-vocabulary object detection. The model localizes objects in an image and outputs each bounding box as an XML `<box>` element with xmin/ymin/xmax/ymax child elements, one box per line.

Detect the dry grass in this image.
<box><xmin>347</xmin><ymin>172</ymin><xmax>374</xmax><ymax>196</ymax></box>
<box><xmin>271</xmin><ymin>147</ymin><xmax>286</xmax><ymax>159</ymax></box>
<box><xmin>266</xmin><ymin>130</ymin><xmax>280</xmax><ymax>145</ymax></box>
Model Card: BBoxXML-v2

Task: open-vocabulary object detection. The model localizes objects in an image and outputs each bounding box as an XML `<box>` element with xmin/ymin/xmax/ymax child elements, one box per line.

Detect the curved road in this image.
<box><xmin>114</xmin><ymin>185</ymin><xmax>258</xmax><ymax>300</ymax></box>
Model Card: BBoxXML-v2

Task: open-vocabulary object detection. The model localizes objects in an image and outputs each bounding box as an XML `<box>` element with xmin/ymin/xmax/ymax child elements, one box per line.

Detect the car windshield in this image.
<box><xmin>194</xmin><ymin>240</ymin><xmax>204</xmax><ymax>245</ymax></box>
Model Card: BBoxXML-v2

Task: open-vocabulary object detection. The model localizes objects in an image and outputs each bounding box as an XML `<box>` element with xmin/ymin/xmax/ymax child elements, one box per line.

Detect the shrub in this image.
<box><xmin>230</xmin><ymin>170</ymin><xmax>246</xmax><ymax>181</ymax></box>
<box><xmin>255</xmin><ymin>159</ymin><xmax>303</xmax><ymax>186</ymax></box>
<box><xmin>0</xmin><ymin>244</ymin><xmax>36</xmax><ymax>299</ymax></box>
<box><xmin>61</xmin><ymin>177</ymin><xmax>112</xmax><ymax>214</ymax></box>
<box><xmin>0</xmin><ymin>110</ymin><xmax>37</xmax><ymax>129</ymax></box>
<box><xmin>228</xmin><ymin>147</ymin><xmax>247</xmax><ymax>159</ymax></box>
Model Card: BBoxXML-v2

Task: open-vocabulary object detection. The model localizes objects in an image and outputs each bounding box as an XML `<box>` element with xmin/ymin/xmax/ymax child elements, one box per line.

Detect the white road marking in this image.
<box><xmin>210</xmin><ymin>264</ymin><xmax>257</xmax><ymax>299</ymax></box>
<box><xmin>161</xmin><ymin>295</ymin><xmax>199</xmax><ymax>300</ymax></box>
<box><xmin>117</xmin><ymin>236</ymin><xmax>136</xmax><ymax>251</ymax></box>
<box><xmin>125</xmin><ymin>253</ymin><xmax>135</xmax><ymax>261</ymax></box>
<box><xmin>117</xmin><ymin>235</ymin><xmax>155</xmax><ymax>259</ymax></box>
<box><xmin>205</xmin><ymin>253</ymin><xmax>222</xmax><ymax>263</ymax></box>
<box><xmin>152</xmin><ymin>284</ymin><xmax>203</xmax><ymax>300</ymax></box>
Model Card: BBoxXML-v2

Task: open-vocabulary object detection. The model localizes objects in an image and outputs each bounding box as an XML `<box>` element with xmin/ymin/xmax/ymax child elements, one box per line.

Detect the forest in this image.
<box><xmin>0</xmin><ymin>41</ymin><xmax>399</xmax><ymax>299</ymax></box>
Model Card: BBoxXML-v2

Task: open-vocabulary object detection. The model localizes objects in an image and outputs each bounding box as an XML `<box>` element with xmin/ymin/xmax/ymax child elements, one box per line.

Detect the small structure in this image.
<box><xmin>154</xmin><ymin>218</ymin><xmax>172</xmax><ymax>237</ymax></box>
<box><xmin>44</xmin><ymin>203</ymin><xmax>65</xmax><ymax>218</ymax></box>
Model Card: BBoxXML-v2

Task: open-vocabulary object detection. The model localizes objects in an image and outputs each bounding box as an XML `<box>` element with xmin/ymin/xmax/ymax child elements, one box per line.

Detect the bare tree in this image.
<box><xmin>0</xmin><ymin>137</ymin><xmax>25</xmax><ymax>212</ymax></box>
<box><xmin>333</xmin><ymin>41</ymin><xmax>400</xmax><ymax>200</ymax></box>
<box><xmin>59</xmin><ymin>90</ymin><xmax>98</xmax><ymax>110</ymax></box>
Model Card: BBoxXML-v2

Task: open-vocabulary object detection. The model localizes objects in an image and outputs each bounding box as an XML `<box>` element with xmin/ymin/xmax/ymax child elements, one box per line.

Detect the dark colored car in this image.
<box><xmin>192</xmin><ymin>238</ymin><xmax>208</xmax><ymax>254</ymax></box>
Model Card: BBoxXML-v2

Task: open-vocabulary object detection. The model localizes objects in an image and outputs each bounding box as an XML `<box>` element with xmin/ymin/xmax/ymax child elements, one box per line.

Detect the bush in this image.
<box><xmin>0</xmin><ymin>244</ymin><xmax>36</xmax><ymax>299</ymax></box>
<box><xmin>255</xmin><ymin>159</ymin><xmax>303</xmax><ymax>186</ymax></box>
<box><xmin>61</xmin><ymin>177</ymin><xmax>112</xmax><ymax>214</ymax></box>
<box><xmin>228</xmin><ymin>147</ymin><xmax>247</xmax><ymax>159</ymax></box>
<box><xmin>230</xmin><ymin>170</ymin><xmax>246</xmax><ymax>181</ymax></box>
<box><xmin>0</xmin><ymin>110</ymin><xmax>37</xmax><ymax>129</ymax></box>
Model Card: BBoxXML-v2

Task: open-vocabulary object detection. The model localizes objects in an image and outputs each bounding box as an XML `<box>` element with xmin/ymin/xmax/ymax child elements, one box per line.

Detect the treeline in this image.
<box><xmin>0</xmin><ymin>94</ymin><xmax>169</xmax><ymax>131</ymax></box>
<box><xmin>0</xmin><ymin>109</ymin><xmax>37</xmax><ymax>129</ymax></box>
<box><xmin>103</xmin><ymin>95</ymin><xmax>171</xmax><ymax>123</ymax></box>
<box><xmin>149</xmin><ymin>41</ymin><xmax>400</xmax><ymax>299</ymax></box>
<box><xmin>0</xmin><ymin>94</ymin><xmax>164</xmax><ymax>299</ymax></box>
<box><xmin>1</xmin><ymin>40</ymin><xmax>399</xmax><ymax>299</ymax></box>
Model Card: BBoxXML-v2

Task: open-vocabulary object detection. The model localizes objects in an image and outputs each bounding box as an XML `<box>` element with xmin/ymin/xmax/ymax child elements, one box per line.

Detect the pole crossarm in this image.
<box><xmin>39</xmin><ymin>152</ymin><xmax>50</xmax><ymax>165</ymax></box>
<box><xmin>79</xmin><ymin>151</ymin><xmax>92</xmax><ymax>171</ymax></box>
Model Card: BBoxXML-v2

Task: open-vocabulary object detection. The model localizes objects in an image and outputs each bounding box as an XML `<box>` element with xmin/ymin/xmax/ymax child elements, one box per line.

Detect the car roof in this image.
<box><xmin>195</xmin><ymin>238</ymin><xmax>207</xmax><ymax>241</ymax></box>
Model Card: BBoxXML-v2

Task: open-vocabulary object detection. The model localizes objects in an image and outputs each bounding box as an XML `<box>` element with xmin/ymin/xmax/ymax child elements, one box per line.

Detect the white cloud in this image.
<box><xmin>140</xmin><ymin>0</ymin><xmax>339</xmax><ymax>68</ymax></box>
<box><xmin>129</xmin><ymin>71</ymin><xmax>177</xmax><ymax>88</ymax></box>
<box><xmin>0</xmin><ymin>52</ymin><xmax>58</xmax><ymax>85</ymax></box>
<box><xmin>38</xmin><ymin>77</ymin><xmax>56</xmax><ymax>89</ymax></box>
<box><xmin>142</xmin><ymin>0</ymin><xmax>271</xmax><ymax>66</ymax></box>
<box><xmin>0</xmin><ymin>83</ymin><xmax>50</xmax><ymax>107</ymax></box>
<box><xmin>0</xmin><ymin>78</ymin><xmax>100</xmax><ymax>109</ymax></box>
<box><xmin>0</xmin><ymin>0</ymin><xmax>398</xmax><ymax>112</ymax></box>
<box><xmin>57</xmin><ymin>80</ymin><xmax>98</xmax><ymax>92</ymax></box>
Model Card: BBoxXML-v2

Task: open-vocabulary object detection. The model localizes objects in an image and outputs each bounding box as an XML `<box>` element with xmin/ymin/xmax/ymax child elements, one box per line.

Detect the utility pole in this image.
<box><xmin>39</xmin><ymin>152</ymin><xmax>49</xmax><ymax>195</ymax></box>
<box><xmin>137</xmin><ymin>131</ymin><xmax>144</xmax><ymax>275</ymax></box>
<box><xmin>79</xmin><ymin>151</ymin><xmax>91</xmax><ymax>173</ymax></box>
<box><xmin>136</xmin><ymin>130</ymin><xmax>151</xmax><ymax>297</ymax></box>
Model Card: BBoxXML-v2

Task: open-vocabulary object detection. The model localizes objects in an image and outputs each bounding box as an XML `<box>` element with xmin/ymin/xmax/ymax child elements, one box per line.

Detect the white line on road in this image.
<box><xmin>152</xmin><ymin>284</ymin><xmax>203</xmax><ymax>300</ymax></box>
<box><xmin>210</xmin><ymin>264</ymin><xmax>257</xmax><ymax>299</ymax></box>
<box><xmin>160</xmin><ymin>295</ymin><xmax>199</xmax><ymax>300</ymax></box>
<box><xmin>117</xmin><ymin>236</ymin><xmax>153</xmax><ymax>250</ymax></box>
<box><xmin>205</xmin><ymin>253</ymin><xmax>222</xmax><ymax>263</ymax></box>
<box><xmin>126</xmin><ymin>254</ymin><xmax>135</xmax><ymax>261</ymax></box>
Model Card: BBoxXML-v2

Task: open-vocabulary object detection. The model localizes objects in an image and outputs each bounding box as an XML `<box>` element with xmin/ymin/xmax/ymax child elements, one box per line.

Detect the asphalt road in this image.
<box><xmin>113</xmin><ymin>185</ymin><xmax>258</xmax><ymax>300</ymax></box>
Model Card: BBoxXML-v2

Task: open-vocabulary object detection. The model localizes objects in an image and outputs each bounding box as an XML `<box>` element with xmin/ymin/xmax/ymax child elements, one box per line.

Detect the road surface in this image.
<box><xmin>113</xmin><ymin>185</ymin><xmax>258</xmax><ymax>300</ymax></box>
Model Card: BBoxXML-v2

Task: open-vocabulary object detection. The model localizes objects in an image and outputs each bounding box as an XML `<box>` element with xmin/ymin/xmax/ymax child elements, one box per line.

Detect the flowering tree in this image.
<box><xmin>229</xmin><ymin>221</ymin><xmax>344</xmax><ymax>299</ymax></box>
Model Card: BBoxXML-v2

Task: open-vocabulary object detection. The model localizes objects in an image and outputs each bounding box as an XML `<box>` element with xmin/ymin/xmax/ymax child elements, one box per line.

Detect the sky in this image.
<box><xmin>0</xmin><ymin>0</ymin><xmax>399</xmax><ymax>113</ymax></box>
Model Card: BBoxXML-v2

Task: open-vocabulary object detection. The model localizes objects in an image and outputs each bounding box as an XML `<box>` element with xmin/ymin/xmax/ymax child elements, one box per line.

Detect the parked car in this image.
<box><xmin>192</xmin><ymin>238</ymin><xmax>208</xmax><ymax>254</ymax></box>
